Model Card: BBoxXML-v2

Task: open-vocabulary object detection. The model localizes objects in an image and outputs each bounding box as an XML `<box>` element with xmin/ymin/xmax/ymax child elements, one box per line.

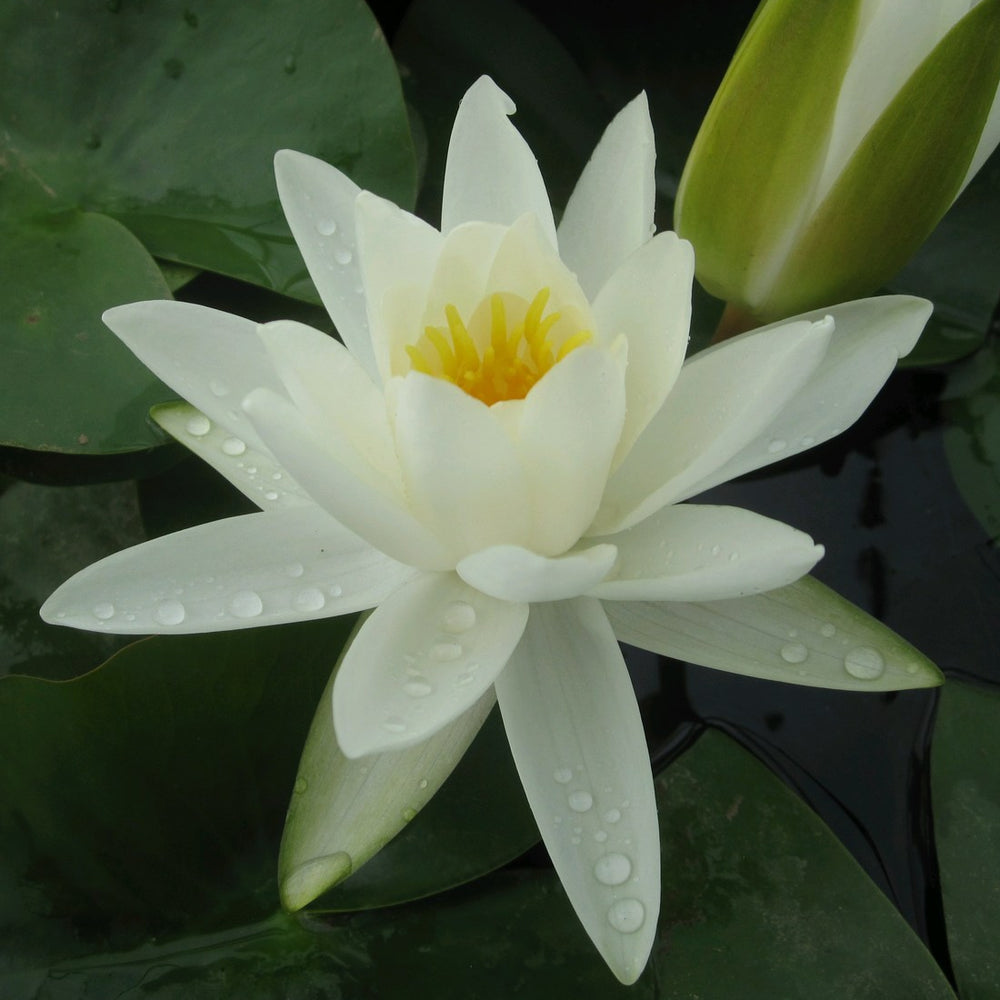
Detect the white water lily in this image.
<box><xmin>42</xmin><ymin>77</ymin><xmax>939</xmax><ymax>984</ymax></box>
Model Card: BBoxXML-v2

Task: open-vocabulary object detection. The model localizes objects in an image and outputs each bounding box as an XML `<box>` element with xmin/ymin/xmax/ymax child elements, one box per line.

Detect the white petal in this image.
<box><xmin>457</xmin><ymin>544</ymin><xmax>618</xmax><ymax>603</ymax></box>
<box><xmin>591</xmin><ymin>504</ymin><xmax>823</xmax><ymax>602</ymax></box>
<box><xmin>273</xmin><ymin>150</ymin><xmax>375</xmax><ymax>379</ymax></box>
<box><xmin>557</xmin><ymin>92</ymin><xmax>656</xmax><ymax>300</ymax></box>
<box><xmin>152</xmin><ymin>402</ymin><xmax>311</xmax><ymax>511</ymax></box>
<box><xmin>40</xmin><ymin>507</ymin><xmax>416</xmax><ymax>634</ymax></box>
<box><xmin>593</xmin><ymin>316</ymin><xmax>834</xmax><ymax>535</ymax></box>
<box><xmin>387</xmin><ymin>373</ymin><xmax>531</xmax><ymax>558</ymax></box>
<box><xmin>354</xmin><ymin>190</ymin><xmax>444</xmax><ymax>381</ymax></box>
<box><xmin>441</xmin><ymin>77</ymin><xmax>557</xmax><ymax>245</ymax></box>
<box><xmin>605</xmin><ymin>575</ymin><xmax>944</xmax><ymax>691</ymax></box>
<box><xmin>591</xmin><ymin>232</ymin><xmax>693</xmax><ymax>466</ymax></box>
<box><xmin>102</xmin><ymin>300</ymin><xmax>284</xmax><ymax>453</ymax></box>
<box><xmin>675</xmin><ymin>295</ymin><xmax>932</xmax><ymax>498</ymax></box>
<box><xmin>332</xmin><ymin>573</ymin><xmax>529</xmax><ymax>757</ymax></box>
<box><xmin>281</xmin><ymin>633</ymin><xmax>494</xmax><ymax>910</ymax></box>
<box><xmin>257</xmin><ymin>319</ymin><xmax>402</xmax><ymax>494</ymax></box>
<box><xmin>243</xmin><ymin>387</ymin><xmax>452</xmax><ymax>569</ymax></box>
<box><xmin>495</xmin><ymin>598</ymin><xmax>659</xmax><ymax>985</ymax></box>
<box><xmin>517</xmin><ymin>344</ymin><xmax>627</xmax><ymax>554</ymax></box>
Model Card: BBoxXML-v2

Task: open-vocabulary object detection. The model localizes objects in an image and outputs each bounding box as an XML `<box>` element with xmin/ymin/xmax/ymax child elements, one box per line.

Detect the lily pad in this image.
<box><xmin>2</xmin><ymin>730</ymin><xmax>958</xmax><ymax>998</ymax></box>
<box><xmin>932</xmin><ymin>679</ymin><xmax>1000</xmax><ymax>1000</ymax></box>
<box><xmin>0</xmin><ymin>0</ymin><xmax>415</xmax><ymax>454</ymax></box>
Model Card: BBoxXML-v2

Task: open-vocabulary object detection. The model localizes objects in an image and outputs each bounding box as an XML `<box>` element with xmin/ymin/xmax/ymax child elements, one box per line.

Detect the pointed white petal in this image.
<box><xmin>676</xmin><ymin>296</ymin><xmax>932</xmax><ymax>498</ymax></box>
<box><xmin>591</xmin><ymin>233</ymin><xmax>693</xmax><ymax>465</ymax></box>
<box><xmin>273</xmin><ymin>150</ymin><xmax>376</xmax><ymax>379</ymax></box>
<box><xmin>354</xmin><ymin>190</ymin><xmax>444</xmax><ymax>381</ymax></box>
<box><xmin>332</xmin><ymin>573</ymin><xmax>528</xmax><ymax>757</ymax></box>
<box><xmin>102</xmin><ymin>300</ymin><xmax>284</xmax><ymax>453</ymax></box>
<box><xmin>281</xmin><ymin>621</ymin><xmax>494</xmax><ymax>910</ymax></box>
<box><xmin>592</xmin><ymin>504</ymin><xmax>823</xmax><ymax>602</ymax></box>
<box><xmin>457</xmin><ymin>544</ymin><xmax>618</xmax><ymax>603</ymax></box>
<box><xmin>441</xmin><ymin>77</ymin><xmax>557</xmax><ymax>245</ymax></box>
<box><xmin>495</xmin><ymin>598</ymin><xmax>659</xmax><ymax>985</ymax></box>
<box><xmin>152</xmin><ymin>402</ymin><xmax>311</xmax><ymax>511</ymax></box>
<box><xmin>257</xmin><ymin>319</ymin><xmax>402</xmax><ymax>493</ymax></box>
<box><xmin>387</xmin><ymin>373</ymin><xmax>531</xmax><ymax>557</ymax></box>
<box><xmin>40</xmin><ymin>507</ymin><xmax>416</xmax><ymax>635</ymax></box>
<box><xmin>593</xmin><ymin>316</ymin><xmax>834</xmax><ymax>535</ymax></box>
<box><xmin>605</xmin><ymin>575</ymin><xmax>944</xmax><ymax>691</ymax></box>
<box><xmin>243</xmin><ymin>387</ymin><xmax>452</xmax><ymax>570</ymax></box>
<box><xmin>557</xmin><ymin>92</ymin><xmax>656</xmax><ymax>299</ymax></box>
<box><xmin>517</xmin><ymin>344</ymin><xmax>627</xmax><ymax>554</ymax></box>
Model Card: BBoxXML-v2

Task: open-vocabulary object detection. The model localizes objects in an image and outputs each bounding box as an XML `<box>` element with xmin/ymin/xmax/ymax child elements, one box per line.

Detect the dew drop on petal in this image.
<box><xmin>594</xmin><ymin>853</ymin><xmax>633</xmax><ymax>886</ymax></box>
<box><xmin>285</xmin><ymin>563</ymin><xmax>304</xmax><ymax>578</ymax></box>
<box><xmin>767</xmin><ymin>438</ymin><xmax>788</xmax><ymax>454</ymax></box>
<box><xmin>229</xmin><ymin>590</ymin><xmax>263</xmax><ymax>618</ymax></box>
<box><xmin>333</xmin><ymin>247</ymin><xmax>353</xmax><ymax>265</ymax></box>
<box><xmin>93</xmin><ymin>601</ymin><xmax>115</xmax><ymax>621</ymax></box>
<box><xmin>442</xmin><ymin>601</ymin><xmax>476</xmax><ymax>633</ymax></box>
<box><xmin>222</xmin><ymin>436</ymin><xmax>246</xmax><ymax>456</ymax></box>
<box><xmin>431</xmin><ymin>642</ymin><xmax>462</xmax><ymax>662</ymax></box>
<box><xmin>553</xmin><ymin>767</ymin><xmax>573</xmax><ymax>785</ymax></box>
<box><xmin>292</xmin><ymin>587</ymin><xmax>325</xmax><ymax>612</ymax></box>
<box><xmin>594</xmin><ymin>830</ymin><xmax>608</xmax><ymax>843</ymax></box>
<box><xmin>402</xmin><ymin>807</ymin><xmax>416</xmax><ymax>822</ymax></box>
<box><xmin>185</xmin><ymin>414</ymin><xmax>211</xmax><ymax>437</ymax></box>
<box><xmin>844</xmin><ymin>646</ymin><xmax>885</xmax><ymax>680</ymax></box>
<box><xmin>263</xmin><ymin>490</ymin><xmax>279</xmax><ymax>501</ymax></box>
<box><xmin>418</xmin><ymin>778</ymin><xmax>428</xmax><ymax>790</ymax></box>
<box><xmin>780</xmin><ymin>642</ymin><xmax>808</xmax><ymax>664</ymax></box>
<box><xmin>154</xmin><ymin>599</ymin><xmax>186</xmax><ymax>626</ymax></box>
<box><xmin>209</xmin><ymin>378</ymin><xmax>229</xmax><ymax>397</ymax></box>
<box><xmin>382</xmin><ymin>716</ymin><xmax>407</xmax><ymax>734</ymax></box>
<box><xmin>403</xmin><ymin>679</ymin><xmax>433</xmax><ymax>698</ymax></box>
<box><xmin>316</xmin><ymin>218</ymin><xmax>337</xmax><ymax>236</ymax></box>
<box><xmin>329</xmin><ymin>584</ymin><xmax>344</xmax><ymax>598</ymax></box>
<box><xmin>293</xmin><ymin>777</ymin><xmax>307</xmax><ymax>794</ymax></box>
<box><xmin>568</xmin><ymin>790</ymin><xmax>594</xmax><ymax>812</ymax></box>
<box><xmin>820</xmin><ymin>622</ymin><xmax>836</xmax><ymax>638</ymax></box>
<box><xmin>607</xmin><ymin>898</ymin><xmax>645</xmax><ymax>934</ymax></box>
<box><xmin>604</xmin><ymin>808</ymin><xmax>621</xmax><ymax>824</ymax></box>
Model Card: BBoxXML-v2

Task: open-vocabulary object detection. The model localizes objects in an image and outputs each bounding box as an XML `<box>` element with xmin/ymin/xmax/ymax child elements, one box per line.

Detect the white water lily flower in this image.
<box><xmin>42</xmin><ymin>77</ymin><xmax>937</xmax><ymax>984</ymax></box>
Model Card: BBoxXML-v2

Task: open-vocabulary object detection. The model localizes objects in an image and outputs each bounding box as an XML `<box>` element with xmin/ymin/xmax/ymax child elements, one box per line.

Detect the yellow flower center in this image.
<box><xmin>405</xmin><ymin>287</ymin><xmax>592</xmax><ymax>406</ymax></box>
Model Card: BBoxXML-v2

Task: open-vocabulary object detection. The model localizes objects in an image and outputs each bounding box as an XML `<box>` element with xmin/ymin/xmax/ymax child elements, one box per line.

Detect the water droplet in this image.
<box><xmin>728</xmin><ymin>551</ymin><xmax>740</xmax><ymax>562</ymax></box>
<box><xmin>594</xmin><ymin>853</ymin><xmax>632</xmax><ymax>886</ymax></box>
<box><xmin>93</xmin><ymin>601</ymin><xmax>115</xmax><ymax>621</ymax></box>
<box><xmin>402</xmin><ymin>807</ymin><xmax>416</xmax><ymax>822</ymax></box>
<box><xmin>229</xmin><ymin>590</ymin><xmax>263</xmax><ymax>618</ymax></box>
<box><xmin>844</xmin><ymin>646</ymin><xmax>885</xmax><ymax>680</ymax></box>
<box><xmin>154</xmin><ymin>599</ymin><xmax>186</xmax><ymax>626</ymax></box>
<box><xmin>418</xmin><ymin>778</ymin><xmax>428</xmax><ymax>790</ymax></box>
<box><xmin>594</xmin><ymin>830</ymin><xmax>608</xmax><ymax>843</ymax></box>
<box><xmin>208</xmin><ymin>378</ymin><xmax>229</xmax><ymax>397</ymax></box>
<box><xmin>442</xmin><ymin>601</ymin><xmax>476</xmax><ymax>633</ymax></box>
<box><xmin>906</xmin><ymin>662</ymin><xmax>920</xmax><ymax>675</ymax></box>
<box><xmin>603</xmin><ymin>808</ymin><xmax>621</xmax><ymax>824</ymax></box>
<box><xmin>264</xmin><ymin>490</ymin><xmax>279</xmax><ymax>501</ymax></box>
<box><xmin>186</xmin><ymin>414</ymin><xmax>211</xmax><ymax>436</ymax></box>
<box><xmin>293</xmin><ymin>588</ymin><xmax>325</xmax><ymax>612</ymax></box>
<box><xmin>293</xmin><ymin>777</ymin><xmax>307</xmax><ymax>794</ymax></box>
<box><xmin>431</xmin><ymin>642</ymin><xmax>462</xmax><ymax>662</ymax></box>
<box><xmin>329</xmin><ymin>584</ymin><xmax>344</xmax><ymax>598</ymax></box>
<box><xmin>283</xmin><ymin>53</ymin><xmax>297</xmax><ymax>74</ymax></box>
<box><xmin>382</xmin><ymin>716</ymin><xmax>407</xmax><ymax>733</ymax></box>
<box><xmin>403</xmin><ymin>679</ymin><xmax>433</xmax><ymax>698</ymax></box>
<box><xmin>607</xmin><ymin>898</ymin><xmax>645</xmax><ymax>934</ymax></box>
<box><xmin>710</xmin><ymin>544</ymin><xmax>721</xmax><ymax>557</ymax></box>
<box><xmin>780</xmin><ymin>642</ymin><xmax>808</xmax><ymax>664</ymax></box>
<box><xmin>767</xmin><ymin>438</ymin><xmax>788</xmax><ymax>454</ymax></box>
<box><xmin>222</xmin><ymin>436</ymin><xmax>246</xmax><ymax>456</ymax></box>
<box><xmin>801</xmin><ymin>435</ymin><xmax>816</xmax><ymax>447</ymax></box>
<box><xmin>820</xmin><ymin>622</ymin><xmax>836</xmax><ymax>638</ymax></box>
<box><xmin>333</xmin><ymin>246</ymin><xmax>353</xmax><ymax>265</ymax></box>
<box><xmin>568</xmin><ymin>790</ymin><xmax>594</xmax><ymax>812</ymax></box>
<box><xmin>272</xmin><ymin>472</ymin><xmax>283</xmax><ymax>481</ymax></box>
<box><xmin>316</xmin><ymin>217</ymin><xmax>337</xmax><ymax>236</ymax></box>
<box><xmin>553</xmin><ymin>767</ymin><xmax>573</xmax><ymax>784</ymax></box>
<box><xmin>285</xmin><ymin>562</ymin><xmax>304</xmax><ymax>578</ymax></box>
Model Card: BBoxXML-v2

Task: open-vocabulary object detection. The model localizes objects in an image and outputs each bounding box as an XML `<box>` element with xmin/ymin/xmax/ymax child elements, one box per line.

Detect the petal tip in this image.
<box><xmin>279</xmin><ymin>851</ymin><xmax>353</xmax><ymax>912</ymax></box>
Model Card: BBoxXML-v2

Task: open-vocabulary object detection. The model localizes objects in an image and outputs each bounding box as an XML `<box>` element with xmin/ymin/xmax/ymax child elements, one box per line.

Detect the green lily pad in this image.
<box><xmin>3</xmin><ymin>730</ymin><xmax>957</xmax><ymax>998</ymax></box>
<box><xmin>1</xmin><ymin>0</ymin><xmax>415</xmax><ymax>454</ymax></box>
<box><xmin>932</xmin><ymin>679</ymin><xmax>1000</xmax><ymax>999</ymax></box>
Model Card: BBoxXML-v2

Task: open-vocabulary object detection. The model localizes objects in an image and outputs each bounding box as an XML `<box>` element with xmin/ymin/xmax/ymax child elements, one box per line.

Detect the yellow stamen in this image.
<box><xmin>406</xmin><ymin>286</ymin><xmax>592</xmax><ymax>406</ymax></box>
